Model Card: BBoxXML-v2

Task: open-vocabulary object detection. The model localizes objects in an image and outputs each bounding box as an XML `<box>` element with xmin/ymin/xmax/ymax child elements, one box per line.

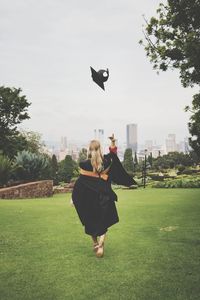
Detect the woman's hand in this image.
<box><xmin>108</xmin><ymin>134</ymin><xmax>117</xmax><ymax>154</ymax></box>
<box><xmin>108</xmin><ymin>133</ymin><xmax>116</xmax><ymax>146</ymax></box>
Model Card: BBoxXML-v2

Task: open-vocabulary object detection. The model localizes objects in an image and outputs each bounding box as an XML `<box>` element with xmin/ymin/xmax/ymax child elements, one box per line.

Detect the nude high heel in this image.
<box><xmin>96</xmin><ymin>242</ymin><xmax>104</xmax><ymax>258</ymax></box>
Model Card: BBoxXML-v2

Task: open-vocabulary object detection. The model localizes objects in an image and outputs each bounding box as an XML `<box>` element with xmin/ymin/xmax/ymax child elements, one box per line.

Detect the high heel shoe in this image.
<box><xmin>96</xmin><ymin>243</ymin><xmax>104</xmax><ymax>258</ymax></box>
<box><xmin>93</xmin><ymin>243</ymin><xmax>99</xmax><ymax>253</ymax></box>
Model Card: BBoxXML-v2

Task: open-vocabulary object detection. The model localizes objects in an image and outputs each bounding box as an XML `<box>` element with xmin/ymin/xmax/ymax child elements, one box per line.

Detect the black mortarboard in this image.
<box><xmin>90</xmin><ymin>66</ymin><xmax>109</xmax><ymax>90</ymax></box>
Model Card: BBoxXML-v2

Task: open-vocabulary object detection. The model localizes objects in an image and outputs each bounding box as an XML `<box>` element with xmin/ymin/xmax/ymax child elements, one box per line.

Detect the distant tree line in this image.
<box><xmin>122</xmin><ymin>148</ymin><xmax>199</xmax><ymax>176</ymax></box>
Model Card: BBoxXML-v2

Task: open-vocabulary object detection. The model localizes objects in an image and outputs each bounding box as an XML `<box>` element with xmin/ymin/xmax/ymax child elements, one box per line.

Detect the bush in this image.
<box><xmin>177</xmin><ymin>165</ymin><xmax>186</xmax><ymax>173</ymax></box>
<box><xmin>70</xmin><ymin>176</ymin><xmax>78</xmax><ymax>183</ymax></box>
<box><xmin>148</xmin><ymin>174</ymin><xmax>164</xmax><ymax>181</ymax></box>
<box><xmin>14</xmin><ymin>150</ymin><xmax>51</xmax><ymax>181</ymax></box>
<box><xmin>182</xmin><ymin>168</ymin><xmax>200</xmax><ymax>175</ymax></box>
<box><xmin>152</xmin><ymin>178</ymin><xmax>200</xmax><ymax>188</ymax></box>
<box><xmin>0</xmin><ymin>155</ymin><xmax>13</xmax><ymax>186</ymax></box>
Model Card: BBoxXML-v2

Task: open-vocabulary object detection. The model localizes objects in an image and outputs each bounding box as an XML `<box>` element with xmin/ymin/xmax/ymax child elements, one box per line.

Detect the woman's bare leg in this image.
<box><xmin>91</xmin><ymin>236</ymin><xmax>99</xmax><ymax>252</ymax></box>
<box><xmin>96</xmin><ymin>233</ymin><xmax>106</xmax><ymax>258</ymax></box>
<box><xmin>99</xmin><ymin>233</ymin><xmax>106</xmax><ymax>246</ymax></box>
<box><xmin>91</xmin><ymin>235</ymin><xmax>98</xmax><ymax>244</ymax></box>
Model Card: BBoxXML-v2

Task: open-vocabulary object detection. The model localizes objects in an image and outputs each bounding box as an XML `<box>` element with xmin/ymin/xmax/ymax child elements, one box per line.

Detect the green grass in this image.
<box><xmin>0</xmin><ymin>189</ymin><xmax>200</xmax><ymax>300</ymax></box>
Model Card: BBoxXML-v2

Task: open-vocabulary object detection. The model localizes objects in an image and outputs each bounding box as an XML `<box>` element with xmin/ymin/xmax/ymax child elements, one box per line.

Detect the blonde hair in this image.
<box><xmin>88</xmin><ymin>140</ymin><xmax>103</xmax><ymax>173</ymax></box>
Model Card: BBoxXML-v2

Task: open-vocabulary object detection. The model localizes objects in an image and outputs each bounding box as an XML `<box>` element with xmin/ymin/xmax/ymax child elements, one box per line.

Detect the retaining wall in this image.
<box><xmin>0</xmin><ymin>180</ymin><xmax>53</xmax><ymax>199</ymax></box>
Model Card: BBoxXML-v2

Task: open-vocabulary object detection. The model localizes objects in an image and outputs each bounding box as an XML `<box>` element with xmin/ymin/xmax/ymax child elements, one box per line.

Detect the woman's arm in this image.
<box><xmin>108</xmin><ymin>134</ymin><xmax>117</xmax><ymax>154</ymax></box>
<box><xmin>108</xmin><ymin>134</ymin><xmax>137</xmax><ymax>187</ymax></box>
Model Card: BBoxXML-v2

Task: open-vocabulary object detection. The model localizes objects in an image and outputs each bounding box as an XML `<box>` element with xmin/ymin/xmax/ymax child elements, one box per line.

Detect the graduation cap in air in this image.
<box><xmin>90</xmin><ymin>66</ymin><xmax>109</xmax><ymax>90</ymax></box>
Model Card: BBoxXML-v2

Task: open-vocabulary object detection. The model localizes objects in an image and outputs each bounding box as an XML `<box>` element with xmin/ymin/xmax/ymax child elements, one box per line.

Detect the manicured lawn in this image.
<box><xmin>0</xmin><ymin>189</ymin><xmax>200</xmax><ymax>300</ymax></box>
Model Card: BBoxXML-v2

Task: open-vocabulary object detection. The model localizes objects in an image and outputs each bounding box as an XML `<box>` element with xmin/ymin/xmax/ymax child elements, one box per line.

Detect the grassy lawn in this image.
<box><xmin>0</xmin><ymin>189</ymin><xmax>200</xmax><ymax>300</ymax></box>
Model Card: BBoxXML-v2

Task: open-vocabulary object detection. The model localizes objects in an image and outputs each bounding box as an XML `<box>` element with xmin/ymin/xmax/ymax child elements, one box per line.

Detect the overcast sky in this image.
<box><xmin>0</xmin><ymin>0</ymin><xmax>197</xmax><ymax>146</ymax></box>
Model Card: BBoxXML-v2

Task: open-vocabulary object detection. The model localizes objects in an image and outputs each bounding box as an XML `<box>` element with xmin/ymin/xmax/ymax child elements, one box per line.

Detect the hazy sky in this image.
<box><xmin>0</xmin><ymin>0</ymin><xmax>197</xmax><ymax>146</ymax></box>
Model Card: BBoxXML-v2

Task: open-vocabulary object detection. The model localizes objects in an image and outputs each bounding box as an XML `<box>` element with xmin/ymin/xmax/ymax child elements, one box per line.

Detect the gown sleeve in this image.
<box><xmin>105</xmin><ymin>147</ymin><xmax>137</xmax><ymax>187</ymax></box>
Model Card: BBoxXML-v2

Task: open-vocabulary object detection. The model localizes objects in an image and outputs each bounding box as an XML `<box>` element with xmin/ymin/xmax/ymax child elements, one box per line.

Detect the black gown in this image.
<box><xmin>72</xmin><ymin>152</ymin><xmax>136</xmax><ymax>236</ymax></box>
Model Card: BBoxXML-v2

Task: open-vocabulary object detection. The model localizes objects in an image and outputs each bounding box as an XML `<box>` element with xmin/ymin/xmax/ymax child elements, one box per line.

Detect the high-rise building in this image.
<box><xmin>60</xmin><ymin>136</ymin><xmax>67</xmax><ymax>151</ymax></box>
<box><xmin>94</xmin><ymin>129</ymin><xmax>104</xmax><ymax>149</ymax></box>
<box><xmin>126</xmin><ymin>123</ymin><xmax>138</xmax><ymax>152</ymax></box>
<box><xmin>165</xmin><ymin>134</ymin><xmax>177</xmax><ymax>153</ymax></box>
<box><xmin>98</xmin><ymin>129</ymin><xmax>104</xmax><ymax>146</ymax></box>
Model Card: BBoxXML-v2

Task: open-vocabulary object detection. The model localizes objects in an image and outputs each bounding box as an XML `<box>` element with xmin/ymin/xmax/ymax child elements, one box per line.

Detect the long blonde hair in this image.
<box><xmin>88</xmin><ymin>140</ymin><xmax>103</xmax><ymax>173</ymax></box>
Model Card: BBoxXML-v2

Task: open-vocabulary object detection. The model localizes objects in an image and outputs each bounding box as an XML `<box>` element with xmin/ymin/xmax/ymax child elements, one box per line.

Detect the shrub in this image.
<box><xmin>14</xmin><ymin>150</ymin><xmax>51</xmax><ymax>181</ymax></box>
<box><xmin>177</xmin><ymin>165</ymin><xmax>186</xmax><ymax>173</ymax></box>
<box><xmin>182</xmin><ymin>168</ymin><xmax>200</xmax><ymax>175</ymax></box>
<box><xmin>0</xmin><ymin>155</ymin><xmax>13</xmax><ymax>186</ymax></box>
<box><xmin>152</xmin><ymin>178</ymin><xmax>200</xmax><ymax>188</ymax></box>
<box><xmin>148</xmin><ymin>174</ymin><xmax>164</xmax><ymax>181</ymax></box>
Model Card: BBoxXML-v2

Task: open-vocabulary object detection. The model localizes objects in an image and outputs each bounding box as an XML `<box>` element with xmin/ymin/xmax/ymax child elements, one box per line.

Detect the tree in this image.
<box><xmin>0</xmin><ymin>155</ymin><xmax>13</xmax><ymax>186</ymax></box>
<box><xmin>134</xmin><ymin>151</ymin><xmax>138</xmax><ymax>165</ymax></box>
<box><xmin>123</xmin><ymin>148</ymin><xmax>134</xmax><ymax>174</ymax></box>
<box><xmin>51</xmin><ymin>154</ymin><xmax>59</xmax><ymax>185</ymax></box>
<box><xmin>148</xmin><ymin>152</ymin><xmax>153</xmax><ymax>167</ymax></box>
<box><xmin>185</xmin><ymin>93</ymin><xmax>200</xmax><ymax>161</ymax></box>
<box><xmin>0</xmin><ymin>86</ymin><xmax>31</xmax><ymax>157</ymax></box>
<box><xmin>78</xmin><ymin>148</ymin><xmax>87</xmax><ymax>163</ymax></box>
<box><xmin>58</xmin><ymin>155</ymin><xmax>77</xmax><ymax>183</ymax></box>
<box><xmin>190</xmin><ymin>150</ymin><xmax>200</xmax><ymax>165</ymax></box>
<box><xmin>152</xmin><ymin>151</ymin><xmax>194</xmax><ymax>170</ymax></box>
<box><xmin>140</xmin><ymin>1</ymin><xmax>200</xmax><ymax>157</ymax></box>
<box><xmin>18</xmin><ymin>130</ymin><xmax>45</xmax><ymax>154</ymax></box>
<box><xmin>133</xmin><ymin>151</ymin><xmax>140</xmax><ymax>172</ymax></box>
<box><xmin>140</xmin><ymin>1</ymin><xmax>200</xmax><ymax>88</ymax></box>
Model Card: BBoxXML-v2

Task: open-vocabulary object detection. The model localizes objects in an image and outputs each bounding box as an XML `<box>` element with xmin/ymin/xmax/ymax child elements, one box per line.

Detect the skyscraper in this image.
<box><xmin>165</xmin><ymin>134</ymin><xmax>177</xmax><ymax>153</ymax></box>
<box><xmin>126</xmin><ymin>124</ymin><xmax>138</xmax><ymax>152</ymax></box>
<box><xmin>60</xmin><ymin>136</ymin><xmax>67</xmax><ymax>151</ymax></box>
<box><xmin>94</xmin><ymin>129</ymin><xmax>104</xmax><ymax>149</ymax></box>
<box><xmin>98</xmin><ymin>129</ymin><xmax>104</xmax><ymax>146</ymax></box>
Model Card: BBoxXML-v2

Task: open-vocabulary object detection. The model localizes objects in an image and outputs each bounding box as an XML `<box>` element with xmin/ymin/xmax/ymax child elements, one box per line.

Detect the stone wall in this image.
<box><xmin>53</xmin><ymin>182</ymin><xmax>75</xmax><ymax>194</ymax></box>
<box><xmin>0</xmin><ymin>180</ymin><xmax>53</xmax><ymax>199</ymax></box>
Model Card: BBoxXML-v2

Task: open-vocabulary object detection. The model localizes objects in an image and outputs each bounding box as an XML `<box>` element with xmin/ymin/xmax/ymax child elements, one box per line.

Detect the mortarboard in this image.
<box><xmin>90</xmin><ymin>66</ymin><xmax>109</xmax><ymax>90</ymax></box>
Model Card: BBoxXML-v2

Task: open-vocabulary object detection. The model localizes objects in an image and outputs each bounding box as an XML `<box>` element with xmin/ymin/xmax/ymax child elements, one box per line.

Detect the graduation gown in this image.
<box><xmin>72</xmin><ymin>152</ymin><xmax>136</xmax><ymax>236</ymax></box>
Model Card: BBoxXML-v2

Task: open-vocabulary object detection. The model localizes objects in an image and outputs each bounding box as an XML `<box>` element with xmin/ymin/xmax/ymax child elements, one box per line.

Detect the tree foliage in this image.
<box><xmin>19</xmin><ymin>130</ymin><xmax>45</xmax><ymax>154</ymax></box>
<box><xmin>140</xmin><ymin>0</ymin><xmax>200</xmax><ymax>158</ymax></box>
<box><xmin>134</xmin><ymin>151</ymin><xmax>138</xmax><ymax>165</ymax></box>
<box><xmin>185</xmin><ymin>93</ymin><xmax>200</xmax><ymax>160</ymax></box>
<box><xmin>147</xmin><ymin>152</ymin><xmax>153</xmax><ymax>167</ymax></box>
<box><xmin>0</xmin><ymin>86</ymin><xmax>31</xmax><ymax>158</ymax></box>
<box><xmin>152</xmin><ymin>151</ymin><xmax>194</xmax><ymax>170</ymax></box>
<box><xmin>140</xmin><ymin>0</ymin><xmax>200</xmax><ymax>88</ymax></box>
<box><xmin>0</xmin><ymin>155</ymin><xmax>13</xmax><ymax>186</ymax></box>
<box><xmin>78</xmin><ymin>148</ymin><xmax>87</xmax><ymax>163</ymax></box>
<box><xmin>51</xmin><ymin>154</ymin><xmax>59</xmax><ymax>185</ymax></box>
<box><xmin>58</xmin><ymin>155</ymin><xmax>78</xmax><ymax>183</ymax></box>
<box><xmin>123</xmin><ymin>148</ymin><xmax>134</xmax><ymax>174</ymax></box>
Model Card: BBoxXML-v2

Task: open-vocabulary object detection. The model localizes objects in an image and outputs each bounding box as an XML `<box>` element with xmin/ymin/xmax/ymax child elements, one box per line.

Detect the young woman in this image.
<box><xmin>72</xmin><ymin>135</ymin><xmax>136</xmax><ymax>258</ymax></box>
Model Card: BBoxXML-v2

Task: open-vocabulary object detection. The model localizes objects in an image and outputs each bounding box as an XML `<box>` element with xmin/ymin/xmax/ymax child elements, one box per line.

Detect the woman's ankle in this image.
<box><xmin>91</xmin><ymin>236</ymin><xmax>98</xmax><ymax>244</ymax></box>
<box><xmin>99</xmin><ymin>234</ymin><xmax>106</xmax><ymax>246</ymax></box>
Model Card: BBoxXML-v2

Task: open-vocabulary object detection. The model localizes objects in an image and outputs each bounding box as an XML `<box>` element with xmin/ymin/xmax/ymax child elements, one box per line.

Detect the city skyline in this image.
<box><xmin>44</xmin><ymin>125</ymin><xmax>189</xmax><ymax>150</ymax></box>
<box><xmin>46</xmin><ymin>130</ymin><xmax>189</xmax><ymax>155</ymax></box>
